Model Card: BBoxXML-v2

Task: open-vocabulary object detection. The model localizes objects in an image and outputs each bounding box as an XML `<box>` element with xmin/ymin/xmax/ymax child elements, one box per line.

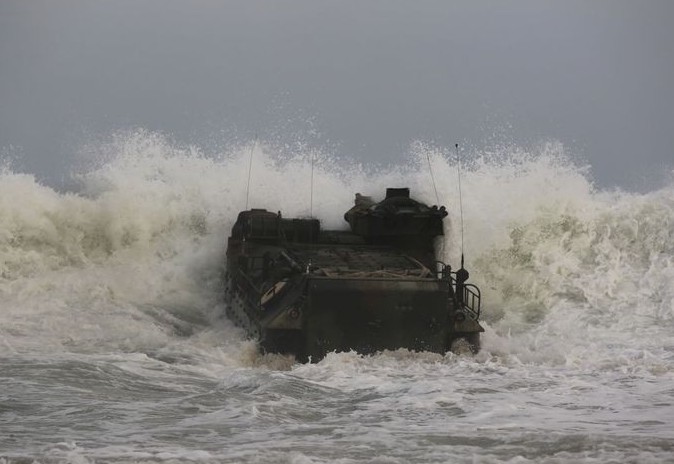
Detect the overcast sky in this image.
<box><xmin>1</xmin><ymin>0</ymin><xmax>673</xmax><ymax>190</ymax></box>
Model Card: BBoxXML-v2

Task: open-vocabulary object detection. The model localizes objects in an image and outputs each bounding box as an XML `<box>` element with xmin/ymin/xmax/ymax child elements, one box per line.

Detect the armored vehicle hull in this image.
<box><xmin>224</xmin><ymin>188</ymin><xmax>484</xmax><ymax>362</ymax></box>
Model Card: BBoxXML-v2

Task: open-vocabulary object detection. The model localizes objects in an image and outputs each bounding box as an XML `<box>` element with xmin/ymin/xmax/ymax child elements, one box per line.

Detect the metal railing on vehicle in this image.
<box><xmin>435</xmin><ymin>261</ymin><xmax>481</xmax><ymax>320</ymax></box>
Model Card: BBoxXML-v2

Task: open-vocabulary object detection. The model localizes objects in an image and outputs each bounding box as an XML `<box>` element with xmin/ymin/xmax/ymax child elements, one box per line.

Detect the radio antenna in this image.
<box><xmin>455</xmin><ymin>143</ymin><xmax>465</xmax><ymax>264</ymax></box>
<box><xmin>425</xmin><ymin>150</ymin><xmax>440</xmax><ymax>205</ymax></box>
<box><xmin>310</xmin><ymin>152</ymin><xmax>315</xmax><ymax>218</ymax></box>
<box><xmin>307</xmin><ymin>152</ymin><xmax>316</xmax><ymax>272</ymax></box>
<box><xmin>244</xmin><ymin>135</ymin><xmax>257</xmax><ymax>210</ymax></box>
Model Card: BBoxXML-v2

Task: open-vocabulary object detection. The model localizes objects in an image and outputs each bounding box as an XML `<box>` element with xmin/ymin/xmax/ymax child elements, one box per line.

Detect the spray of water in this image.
<box><xmin>1</xmin><ymin>130</ymin><xmax>673</xmax><ymax>372</ymax></box>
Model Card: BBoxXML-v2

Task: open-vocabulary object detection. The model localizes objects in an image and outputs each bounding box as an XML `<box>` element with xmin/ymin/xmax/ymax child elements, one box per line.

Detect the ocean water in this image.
<box><xmin>1</xmin><ymin>131</ymin><xmax>673</xmax><ymax>463</ymax></box>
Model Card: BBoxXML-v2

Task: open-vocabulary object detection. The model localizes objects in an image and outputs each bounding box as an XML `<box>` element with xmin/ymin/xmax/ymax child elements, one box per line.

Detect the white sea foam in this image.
<box><xmin>1</xmin><ymin>130</ymin><xmax>673</xmax><ymax>463</ymax></box>
<box><xmin>1</xmin><ymin>131</ymin><xmax>673</xmax><ymax>364</ymax></box>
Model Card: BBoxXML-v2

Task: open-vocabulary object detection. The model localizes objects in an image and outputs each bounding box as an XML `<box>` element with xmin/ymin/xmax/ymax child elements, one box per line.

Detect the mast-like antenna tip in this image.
<box><xmin>425</xmin><ymin>150</ymin><xmax>440</xmax><ymax>205</ymax></box>
<box><xmin>455</xmin><ymin>142</ymin><xmax>465</xmax><ymax>261</ymax></box>
<box><xmin>244</xmin><ymin>136</ymin><xmax>257</xmax><ymax>211</ymax></box>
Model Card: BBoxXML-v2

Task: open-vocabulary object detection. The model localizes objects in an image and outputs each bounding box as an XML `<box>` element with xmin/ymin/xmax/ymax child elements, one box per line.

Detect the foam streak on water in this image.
<box><xmin>1</xmin><ymin>131</ymin><xmax>673</xmax><ymax>463</ymax></box>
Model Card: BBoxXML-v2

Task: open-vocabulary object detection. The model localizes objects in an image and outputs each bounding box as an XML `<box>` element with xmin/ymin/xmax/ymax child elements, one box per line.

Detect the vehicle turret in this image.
<box><xmin>344</xmin><ymin>187</ymin><xmax>447</xmax><ymax>241</ymax></box>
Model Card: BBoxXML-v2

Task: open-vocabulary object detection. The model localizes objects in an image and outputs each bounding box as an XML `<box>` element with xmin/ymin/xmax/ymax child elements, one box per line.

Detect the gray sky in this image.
<box><xmin>1</xmin><ymin>0</ymin><xmax>673</xmax><ymax>190</ymax></box>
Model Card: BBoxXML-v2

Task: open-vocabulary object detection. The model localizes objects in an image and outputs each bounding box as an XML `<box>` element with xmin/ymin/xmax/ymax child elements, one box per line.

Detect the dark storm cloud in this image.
<box><xmin>1</xmin><ymin>0</ymin><xmax>673</xmax><ymax>190</ymax></box>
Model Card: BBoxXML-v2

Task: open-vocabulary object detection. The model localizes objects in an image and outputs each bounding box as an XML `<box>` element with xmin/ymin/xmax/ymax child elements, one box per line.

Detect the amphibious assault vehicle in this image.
<box><xmin>224</xmin><ymin>188</ymin><xmax>484</xmax><ymax>362</ymax></box>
